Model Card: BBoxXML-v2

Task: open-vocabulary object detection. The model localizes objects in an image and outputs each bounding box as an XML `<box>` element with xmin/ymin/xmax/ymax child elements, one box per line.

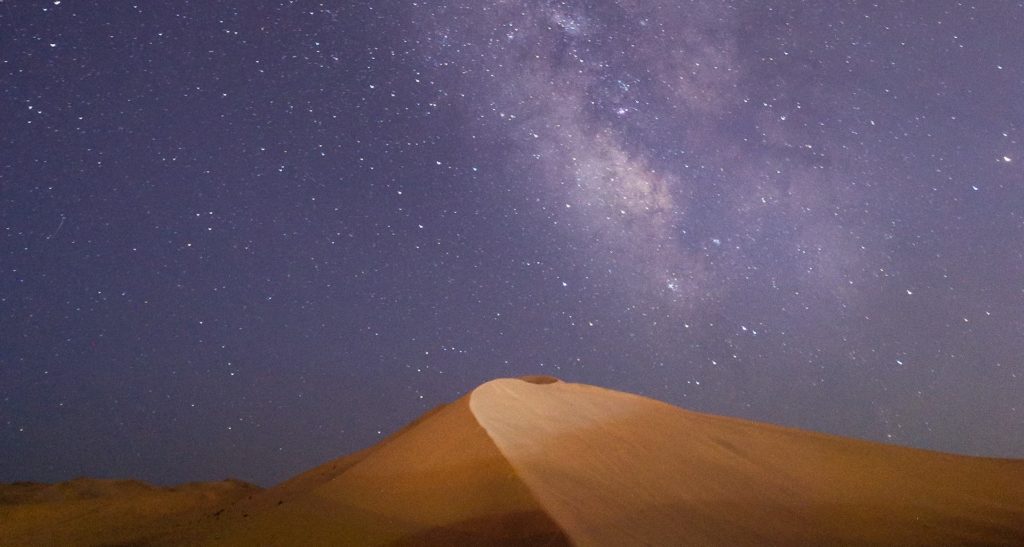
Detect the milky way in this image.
<box><xmin>410</xmin><ymin>1</ymin><xmax>912</xmax><ymax>313</ymax></box>
<box><xmin>1</xmin><ymin>1</ymin><xmax>1022</xmax><ymax>485</ymax></box>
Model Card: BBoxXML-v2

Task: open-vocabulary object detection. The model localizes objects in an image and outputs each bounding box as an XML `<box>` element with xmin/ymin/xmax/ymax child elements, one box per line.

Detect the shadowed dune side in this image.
<box><xmin>470</xmin><ymin>379</ymin><xmax>1024</xmax><ymax>546</ymax></box>
<box><xmin>189</xmin><ymin>401</ymin><xmax>464</xmax><ymax>540</ymax></box>
<box><xmin>0</xmin><ymin>478</ymin><xmax>259</xmax><ymax>547</ymax></box>
<box><xmin>205</xmin><ymin>391</ymin><xmax>569</xmax><ymax>546</ymax></box>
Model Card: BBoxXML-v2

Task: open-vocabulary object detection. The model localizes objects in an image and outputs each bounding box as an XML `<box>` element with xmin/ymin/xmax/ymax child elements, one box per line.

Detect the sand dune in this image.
<box><xmin>471</xmin><ymin>378</ymin><xmax>1024</xmax><ymax>545</ymax></box>
<box><xmin>3</xmin><ymin>376</ymin><xmax>1023</xmax><ymax>545</ymax></box>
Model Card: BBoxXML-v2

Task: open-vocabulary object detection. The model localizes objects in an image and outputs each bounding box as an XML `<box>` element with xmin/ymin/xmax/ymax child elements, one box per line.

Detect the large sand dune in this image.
<box><xmin>3</xmin><ymin>376</ymin><xmax>1023</xmax><ymax>545</ymax></box>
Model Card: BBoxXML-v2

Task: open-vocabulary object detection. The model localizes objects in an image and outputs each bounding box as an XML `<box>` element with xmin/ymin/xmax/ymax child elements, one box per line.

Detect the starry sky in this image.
<box><xmin>2</xmin><ymin>1</ymin><xmax>1022</xmax><ymax>487</ymax></box>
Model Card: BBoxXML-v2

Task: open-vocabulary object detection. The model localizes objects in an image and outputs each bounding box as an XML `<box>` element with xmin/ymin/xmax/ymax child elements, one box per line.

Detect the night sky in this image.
<box><xmin>2</xmin><ymin>1</ymin><xmax>1022</xmax><ymax>487</ymax></box>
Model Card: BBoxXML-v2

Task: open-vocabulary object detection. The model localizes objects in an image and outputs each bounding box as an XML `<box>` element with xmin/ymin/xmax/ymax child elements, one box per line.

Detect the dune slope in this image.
<box><xmin>470</xmin><ymin>378</ymin><xmax>1024</xmax><ymax>546</ymax></box>
<box><xmin>206</xmin><ymin>390</ymin><xmax>569</xmax><ymax>546</ymax></box>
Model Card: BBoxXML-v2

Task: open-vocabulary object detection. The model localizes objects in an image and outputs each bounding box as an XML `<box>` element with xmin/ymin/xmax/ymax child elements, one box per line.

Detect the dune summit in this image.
<box><xmin>3</xmin><ymin>377</ymin><xmax>1023</xmax><ymax>546</ymax></box>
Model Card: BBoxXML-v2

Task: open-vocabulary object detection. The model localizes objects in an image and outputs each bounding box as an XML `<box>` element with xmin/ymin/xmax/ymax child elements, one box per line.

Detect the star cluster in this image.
<box><xmin>2</xmin><ymin>1</ymin><xmax>1022</xmax><ymax>486</ymax></box>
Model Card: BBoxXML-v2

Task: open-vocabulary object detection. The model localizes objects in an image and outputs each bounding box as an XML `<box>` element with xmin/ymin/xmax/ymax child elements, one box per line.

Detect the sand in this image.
<box><xmin>471</xmin><ymin>378</ymin><xmax>1024</xmax><ymax>545</ymax></box>
<box><xmin>2</xmin><ymin>376</ymin><xmax>1022</xmax><ymax>545</ymax></box>
<box><xmin>0</xmin><ymin>478</ymin><xmax>258</xmax><ymax>546</ymax></box>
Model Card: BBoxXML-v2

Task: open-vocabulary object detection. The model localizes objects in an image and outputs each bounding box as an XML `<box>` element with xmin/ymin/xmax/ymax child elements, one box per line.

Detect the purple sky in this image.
<box><xmin>2</xmin><ymin>1</ymin><xmax>1022</xmax><ymax>486</ymax></box>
